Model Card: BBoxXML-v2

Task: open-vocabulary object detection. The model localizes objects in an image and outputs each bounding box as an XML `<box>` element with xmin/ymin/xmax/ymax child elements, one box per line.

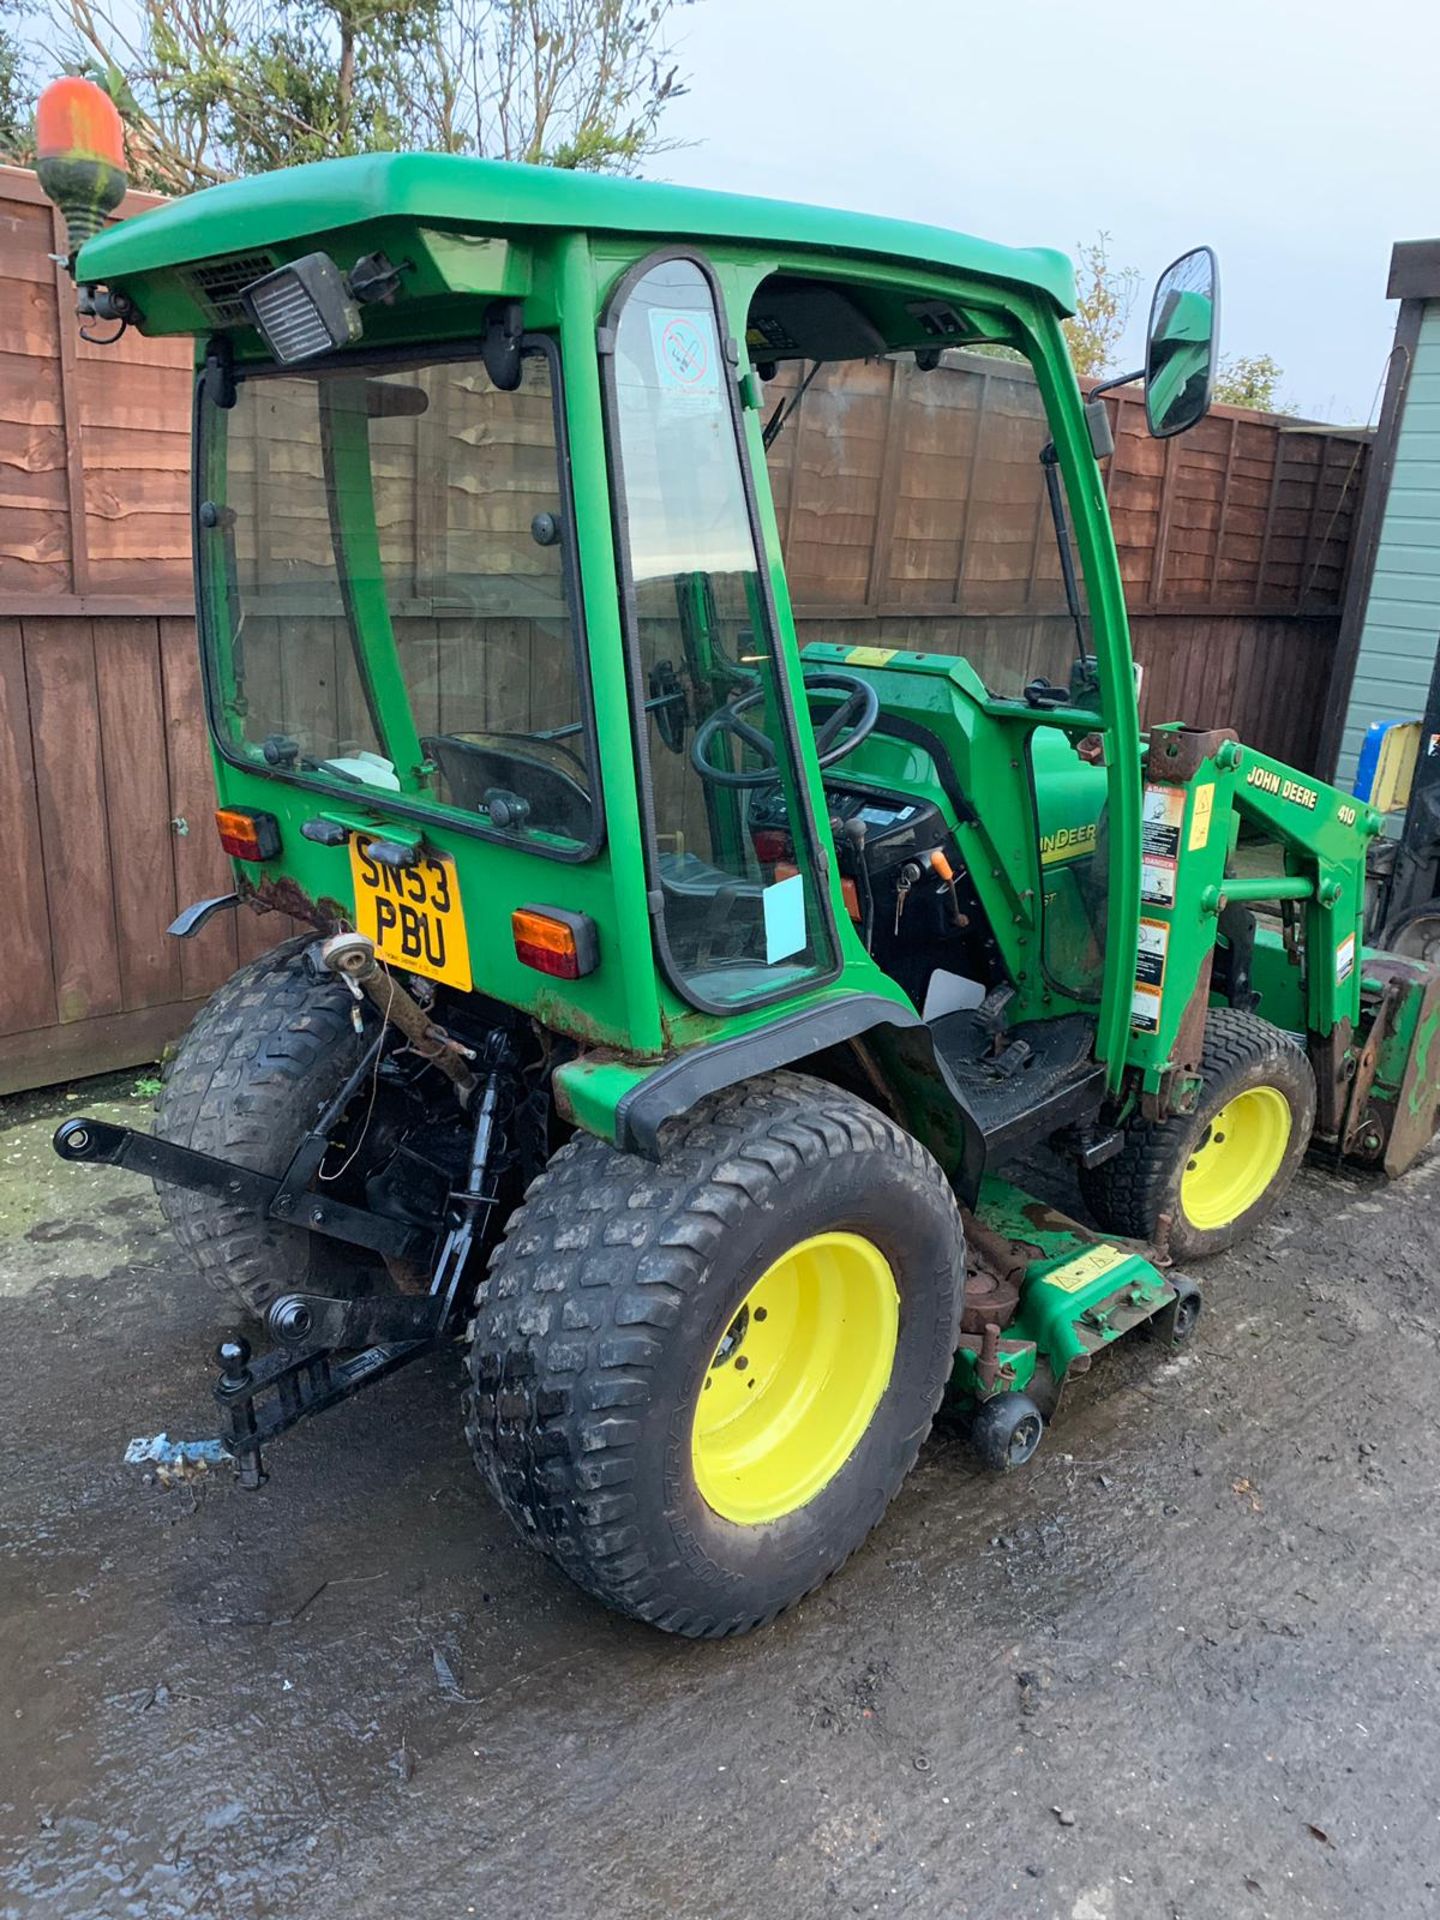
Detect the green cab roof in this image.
<box><xmin>75</xmin><ymin>151</ymin><xmax>1076</xmax><ymax>314</ymax></box>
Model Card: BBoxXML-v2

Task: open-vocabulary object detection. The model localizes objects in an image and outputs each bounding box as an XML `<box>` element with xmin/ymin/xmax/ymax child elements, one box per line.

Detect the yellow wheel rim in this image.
<box><xmin>690</xmin><ymin>1232</ymin><xmax>900</xmax><ymax>1526</ymax></box>
<box><xmin>1180</xmin><ymin>1085</ymin><xmax>1292</xmax><ymax>1232</ymax></box>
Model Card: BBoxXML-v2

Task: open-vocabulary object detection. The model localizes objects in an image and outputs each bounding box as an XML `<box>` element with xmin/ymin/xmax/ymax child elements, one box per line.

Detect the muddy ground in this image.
<box><xmin>1</xmin><ymin>1072</ymin><xmax>1438</xmax><ymax>1920</ymax></box>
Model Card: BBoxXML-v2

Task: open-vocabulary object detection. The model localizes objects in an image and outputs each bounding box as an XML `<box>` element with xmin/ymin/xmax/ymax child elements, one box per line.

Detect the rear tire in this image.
<box><xmin>464</xmin><ymin>1072</ymin><xmax>964</xmax><ymax>1636</ymax></box>
<box><xmin>1080</xmin><ymin>1007</ymin><xmax>1315</xmax><ymax>1259</ymax></box>
<box><xmin>154</xmin><ymin>937</ymin><xmax>371</xmax><ymax>1320</ymax></box>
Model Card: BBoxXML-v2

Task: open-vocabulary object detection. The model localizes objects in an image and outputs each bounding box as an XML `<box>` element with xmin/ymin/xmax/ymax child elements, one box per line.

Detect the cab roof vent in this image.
<box><xmin>184</xmin><ymin>251</ymin><xmax>280</xmax><ymax>325</ymax></box>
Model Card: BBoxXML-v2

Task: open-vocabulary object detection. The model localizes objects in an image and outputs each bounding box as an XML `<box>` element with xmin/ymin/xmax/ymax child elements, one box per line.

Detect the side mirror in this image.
<box><xmin>1144</xmin><ymin>246</ymin><xmax>1219</xmax><ymax>438</ymax></box>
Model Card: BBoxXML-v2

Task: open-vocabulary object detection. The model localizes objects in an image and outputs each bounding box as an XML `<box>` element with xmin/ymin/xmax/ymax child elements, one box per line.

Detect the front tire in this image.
<box><xmin>1080</xmin><ymin>1008</ymin><xmax>1316</xmax><ymax>1259</ymax></box>
<box><xmin>464</xmin><ymin>1072</ymin><xmax>964</xmax><ymax>1636</ymax></box>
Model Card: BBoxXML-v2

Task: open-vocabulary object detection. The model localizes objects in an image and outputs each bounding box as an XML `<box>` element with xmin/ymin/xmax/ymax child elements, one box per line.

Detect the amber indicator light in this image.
<box><xmin>512</xmin><ymin>906</ymin><xmax>599</xmax><ymax>979</ymax></box>
<box><xmin>215</xmin><ymin>807</ymin><xmax>281</xmax><ymax>862</ymax></box>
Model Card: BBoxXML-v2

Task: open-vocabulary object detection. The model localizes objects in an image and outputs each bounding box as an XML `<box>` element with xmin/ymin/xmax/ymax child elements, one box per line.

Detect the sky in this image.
<box><xmin>652</xmin><ymin>0</ymin><xmax>1440</xmax><ymax>424</ymax></box>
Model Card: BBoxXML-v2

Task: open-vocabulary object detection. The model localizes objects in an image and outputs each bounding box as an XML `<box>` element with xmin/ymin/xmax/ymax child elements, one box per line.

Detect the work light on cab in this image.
<box><xmin>242</xmin><ymin>253</ymin><xmax>363</xmax><ymax>365</ymax></box>
<box><xmin>34</xmin><ymin>75</ymin><xmax>127</xmax><ymax>255</ymax></box>
<box><xmin>215</xmin><ymin>808</ymin><xmax>281</xmax><ymax>862</ymax></box>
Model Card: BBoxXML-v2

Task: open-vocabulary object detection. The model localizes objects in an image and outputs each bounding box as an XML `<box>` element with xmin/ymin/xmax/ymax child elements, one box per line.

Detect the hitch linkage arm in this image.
<box><xmin>53</xmin><ymin>1115</ymin><xmax>427</xmax><ymax>1264</ymax></box>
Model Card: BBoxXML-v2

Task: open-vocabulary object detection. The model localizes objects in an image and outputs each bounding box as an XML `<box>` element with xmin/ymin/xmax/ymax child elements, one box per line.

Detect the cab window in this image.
<box><xmin>605</xmin><ymin>255</ymin><xmax>836</xmax><ymax>1010</ymax></box>
<box><xmin>197</xmin><ymin>343</ymin><xmax>598</xmax><ymax>855</ymax></box>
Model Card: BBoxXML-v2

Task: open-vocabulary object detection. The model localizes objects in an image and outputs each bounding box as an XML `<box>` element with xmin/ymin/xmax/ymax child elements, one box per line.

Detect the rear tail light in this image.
<box><xmin>215</xmin><ymin>807</ymin><xmax>281</xmax><ymax>861</ymax></box>
<box><xmin>512</xmin><ymin>906</ymin><xmax>599</xmax><ymax>979</ymax></box>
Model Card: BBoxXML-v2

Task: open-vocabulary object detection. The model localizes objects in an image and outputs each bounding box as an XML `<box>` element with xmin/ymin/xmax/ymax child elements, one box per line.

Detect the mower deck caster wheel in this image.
<box><xmin>971</xmin><ymin>1392</ymin><xmax>1045</xmax><ymax>1471</ymax></box>
<box><xmin>1155</xmin><ymin>1279</ymin><xmax>1203</xmax><ymax>1346</ymax></box>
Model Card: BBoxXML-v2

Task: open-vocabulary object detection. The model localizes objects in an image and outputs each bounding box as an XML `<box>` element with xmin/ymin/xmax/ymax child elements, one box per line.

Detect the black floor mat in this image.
<box><xmin>929</xmin><ymin>1010</ymin><xmax>1104</xmax><ymax>1156</ymax></box>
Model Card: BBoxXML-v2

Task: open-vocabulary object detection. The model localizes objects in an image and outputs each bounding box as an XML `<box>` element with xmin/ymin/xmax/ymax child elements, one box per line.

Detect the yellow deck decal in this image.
<box><xmin>844</xmin><ymin>645</ymin><xmax>897</xmax><ymax>667</ymax></box>
<box><xmin>1042</xmin><ymin>1244</ymin><xmax>1131</xmax><ymax>1293</ymax></box>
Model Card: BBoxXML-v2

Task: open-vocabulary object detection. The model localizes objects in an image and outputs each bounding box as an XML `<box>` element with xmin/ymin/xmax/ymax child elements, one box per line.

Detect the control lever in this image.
<box><xmin>927</xmin><ymin>846</ymin><xmax>966</xmax><ymax>927</ymax></box>
<box><xmin>974</xmin><ymin>981</ymin><xmax>1016</xmax><ymax>1057</ymax></box>
<box><xmin>841</xmin><ymin>815</ymin><xmax>876</xmax><ymax>949</ymax></box>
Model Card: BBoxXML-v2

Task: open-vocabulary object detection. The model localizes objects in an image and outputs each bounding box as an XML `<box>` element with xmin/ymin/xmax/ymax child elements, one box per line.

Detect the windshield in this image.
<box><xmin>196</xmin><ymin>343</ymin><xmax>597</xmax><ymax>850</ymax></box>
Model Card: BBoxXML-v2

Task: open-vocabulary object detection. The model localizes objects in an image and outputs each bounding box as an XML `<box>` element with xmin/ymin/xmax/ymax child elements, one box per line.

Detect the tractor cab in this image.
<box><xmin>171</xmin><ymin>192</ymin><xmax>1195</xmax><ymax>1150</ymax></box>
<box><xmin>38</xmin><ymin>83</ymin><xmax>1440</xmax><ymax>1637</ymax></box>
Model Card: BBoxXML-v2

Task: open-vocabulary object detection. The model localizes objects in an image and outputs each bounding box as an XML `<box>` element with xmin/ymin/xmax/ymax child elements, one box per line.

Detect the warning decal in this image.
<box><xmin>1136</xmin><ymin>916</ymin><xmax>1169</xmax><ymax>989</ymax></box>
<box><xmin>1141</xmin><ymin>854</ymin><xmax>1177</xmax><ymax>907</ymax></box>
<box><xmin>1142</xmin><ymin>782</ymin><xmax>1184</xmax><ymax>906</ymax></box>
<box><xmin>1043</xmin><ymin>1244</ymin><xmax>1131</xmax><ymax>1294</ymax></box>
<box><xmin>1336</xmin><ymin>932</ymin><xmax>1356</xmax><ymax>983</ymax></box>
<box><xmin>1131</xmin><ymin>916</ymin><xmax>1169</xmax><ymax>1034</ymax></box>
<box><xmin>1188</xmin><ymin>782</ymin><xmax>1215</xmax><ymax>852</ymax></box>
<box><xmin>1131</xmin><ymin>983</ymin><xmax>1163</xmax><ymax>1032</ymax></box>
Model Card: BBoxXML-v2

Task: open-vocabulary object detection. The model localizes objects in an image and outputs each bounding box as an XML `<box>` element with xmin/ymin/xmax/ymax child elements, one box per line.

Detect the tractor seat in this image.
<box><xmin>657</xmin><ymin>849</ymin><xmax>762</xmax><ymax>900</ymax></box>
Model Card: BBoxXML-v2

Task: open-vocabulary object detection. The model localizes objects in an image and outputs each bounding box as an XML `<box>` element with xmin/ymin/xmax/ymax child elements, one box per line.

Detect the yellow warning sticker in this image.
<box><xmin>844</xmin><ymin>645</ymin><xmax>898</xmax><ymax>667</ymax></box>
<box><xmin>1188</xmin><ymin>782</ymin><xmax>1215</xmax><ymax>852</ymax></box>
<box><xmin>1042</xmin><ymin>1244</ymin><xmax>1131</xmax><ymax>1294</ymax></box>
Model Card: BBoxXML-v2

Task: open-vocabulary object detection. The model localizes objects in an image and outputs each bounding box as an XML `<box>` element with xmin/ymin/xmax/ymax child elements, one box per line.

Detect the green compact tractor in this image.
<box><xmin>39</xmin><ymin>81</ymin><xmax>1440</xmax><ymax>1635</ymax></box>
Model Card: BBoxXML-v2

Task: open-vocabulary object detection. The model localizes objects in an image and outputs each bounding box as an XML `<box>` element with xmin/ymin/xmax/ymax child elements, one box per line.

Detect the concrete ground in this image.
<box><xmin>2</xmin><ymin>1071</ymin><xmax>1438</xmax><ymax>1920</ymax></box>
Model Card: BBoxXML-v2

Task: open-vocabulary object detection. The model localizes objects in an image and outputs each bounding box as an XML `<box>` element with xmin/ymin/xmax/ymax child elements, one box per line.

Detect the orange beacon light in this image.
<box><xmin>35</xmin><ymin>75</ymin><xmax>128</xmax><ymax>256</ymax></box>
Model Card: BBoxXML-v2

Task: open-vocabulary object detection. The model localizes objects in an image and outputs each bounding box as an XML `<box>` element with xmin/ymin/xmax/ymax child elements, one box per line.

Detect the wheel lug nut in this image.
<box><xmin>735</xmin><ymin>1356</ymin><xmax>749</xmax><ymax>1372</ymax></box>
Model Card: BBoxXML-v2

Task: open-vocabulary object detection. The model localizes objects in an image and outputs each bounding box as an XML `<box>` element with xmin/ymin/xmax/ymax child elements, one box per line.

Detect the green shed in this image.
<box><xmin>1322</xmin><ymin>240</ymin><xmax>1440</xmax><ymax>791</ymax></box>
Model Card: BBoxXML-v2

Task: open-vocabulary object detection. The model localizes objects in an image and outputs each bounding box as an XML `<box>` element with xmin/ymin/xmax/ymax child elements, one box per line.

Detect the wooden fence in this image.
<box><xmin>0</xmin><ymin>161</ymin><xmax>1370</xmax><ymax>1091</ymax></box>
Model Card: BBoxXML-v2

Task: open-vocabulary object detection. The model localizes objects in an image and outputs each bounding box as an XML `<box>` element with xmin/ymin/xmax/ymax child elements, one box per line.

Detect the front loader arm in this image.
<box><xmin>1224</xmin><ymin>747</ymin><xmax>1376</xmax><ymax>1040</ymax></box>
<box><xmin>1124</xmin><ymin>728</ymin><xmax>1382</xmax><ymax>1125</ymax></box>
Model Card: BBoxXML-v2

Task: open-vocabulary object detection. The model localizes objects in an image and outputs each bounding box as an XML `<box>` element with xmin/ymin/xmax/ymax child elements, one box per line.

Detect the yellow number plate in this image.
<box><xmin>349</xmin><ymin>839</ymin><xmax>472</xmax><ymax>990</ymax></box>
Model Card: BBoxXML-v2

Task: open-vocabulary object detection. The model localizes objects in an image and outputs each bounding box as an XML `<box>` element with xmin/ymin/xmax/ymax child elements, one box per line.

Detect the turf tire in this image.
<box><xmin>1079</xmin><ymin>1007</ymin><xmax>1316</xmax><ymax>1259</ymax></box>
<box><xmin>464</xmin><ymin>1071</ymin><xmax>965</xmax><ymax>1637</ymax></box>
<box><xmin>154</xmin><ymin>937</ymin><xmax>370</xmax><ymax>1320</ymax></box>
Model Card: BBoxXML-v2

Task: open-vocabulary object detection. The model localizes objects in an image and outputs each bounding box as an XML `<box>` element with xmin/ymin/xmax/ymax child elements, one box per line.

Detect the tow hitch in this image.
<box><xmin>54</xmin><ymin>971</ymin><xmax>519</xmax><ymax>1486</ymax></box>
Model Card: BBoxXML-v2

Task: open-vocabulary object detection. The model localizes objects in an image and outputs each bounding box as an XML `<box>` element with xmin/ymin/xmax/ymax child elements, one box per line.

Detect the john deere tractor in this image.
<box><xmin>38</xmin><ymin>79</ymin><xmax>1440</xmax><ymax>1636</ymax></box>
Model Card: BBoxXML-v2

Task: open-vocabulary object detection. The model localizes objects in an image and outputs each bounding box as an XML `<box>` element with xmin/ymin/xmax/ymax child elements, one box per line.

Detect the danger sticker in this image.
<box><xmin>1141</xmin><ymin>784</ymin><xmax>1183</xmax><ymax>904</ymax></box>
<box><xmin>1043</xmin><ymin>1244</ymin><xmax>1131</xmax><ymax>1294</ymax></box>
<box><xmin>1336</xmin><ymin>932</ymin><xmax>1356</xmax><ymax>983</ymax></box>
<box><xmin>1141</xmin><ymin>854</ymin><xmax>1177</xmax><ymax>907</ymax></box>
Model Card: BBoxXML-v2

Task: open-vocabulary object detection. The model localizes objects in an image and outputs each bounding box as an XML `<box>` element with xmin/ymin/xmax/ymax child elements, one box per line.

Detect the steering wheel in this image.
<box><xmin>690</xmin><ymin>671</ymin><xmax>880</xmax><ymax>790</ymax></box>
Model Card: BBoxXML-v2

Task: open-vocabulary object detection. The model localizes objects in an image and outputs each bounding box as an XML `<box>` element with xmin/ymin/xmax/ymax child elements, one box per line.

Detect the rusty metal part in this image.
<box><xmin>1145</xmin><ymin>726</ymin><xmax>1238</xmax><ymax>784</ymax></box>
<box><xmin>960</xmin><ymin>1208</ymin><xmax>1035</xmax><ymax>1336</ymax></box>
<box><xmin>1308</xmin><ymin>1015</ymin><xmax>1355</xmax><ymax>1142</ymax></box>
<box><xmin>951</xmin><ymin>1328</ymin><xmax>1031</xmax><ymax>1396</ymax></box>
<box><xmin>976</xmin><ymin>1321</ymin><xmax>1001</xmax><ymax>1394</ymax></box>
<box><xmin>241</xmin><ymin>872</ymin><xmax>348</xmax><ymax>932</ymax></box>
<box><xmin>1341</xmin><ymin>980</ymin><xmax>1401</xmax><ymax>1160</ymax></box>
<box><xmin>1346</xmin><ymin>953</ymin><xmax>1440</xmax><ymax>1177</ymax></box>
<box><xmin>320</xmin><ymin>932</ymin><xmax>477</xmax><ymax>1096</ymax></box>
<box><xmin>961</xmin><ymin>1263</ymin><xmax>1022</xmax><ymax>1337</ymax></box>
<box><xmin>1142</xmin><ymin>954</ymin><xmax>1214</xmax><ymax>1122</ymax></box>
